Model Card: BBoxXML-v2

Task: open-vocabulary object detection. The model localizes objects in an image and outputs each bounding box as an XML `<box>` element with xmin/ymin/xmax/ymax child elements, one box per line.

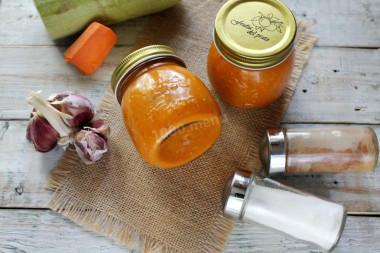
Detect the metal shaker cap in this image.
<box><xmin>259</xmin><ymin>128</ymin><xmax>286</xmax><ymax>176</ymax></box>
<box><xmin>222</xmin><ymin>169</ymin><xmax>252</xmax><ymax>219</ymax></box>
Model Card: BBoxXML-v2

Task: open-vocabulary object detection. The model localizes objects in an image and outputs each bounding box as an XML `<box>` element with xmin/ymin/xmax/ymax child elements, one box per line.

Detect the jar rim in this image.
<box><xmin>213</xmin><ymin>30</ymin><xmax>295</xmax><ymax>70</ymax></box>
<box><xmin>111</xmin><ymin>45</ymin><xmax>185</xmax><ymax>104</ymax></box>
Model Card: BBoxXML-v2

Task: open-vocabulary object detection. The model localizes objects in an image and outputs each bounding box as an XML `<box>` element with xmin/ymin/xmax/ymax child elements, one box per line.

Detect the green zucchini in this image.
<box><xmin>34</xmin><ymin>0</ymin><xmax>181</xmax><ymax>40</ymax></box>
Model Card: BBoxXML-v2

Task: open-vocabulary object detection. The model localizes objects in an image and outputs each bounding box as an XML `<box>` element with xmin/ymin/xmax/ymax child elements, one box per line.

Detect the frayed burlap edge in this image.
<box><xmin>46</xmin><ymin>19</ymin><xmax>318</xmax><ymax>253</ymax></box>
<box><xmin>46</xmin><ymin>146</ymin><xmax>235</xmax><ymax>253</ymax></box>
<box><xmin>46</xmin><ymin>87</ymin><xmax>236</xmax><ymax>253</ymax></box>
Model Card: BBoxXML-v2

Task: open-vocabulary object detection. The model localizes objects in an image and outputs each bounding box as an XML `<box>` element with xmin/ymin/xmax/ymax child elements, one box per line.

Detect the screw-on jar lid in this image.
<box><xmin>111</xmin><ymin>45</ymin><xmax>185</xmax><ymax>104</ymax></box>
<box><xmin>222</xmin><ymin>169</ymin><xmax>253</xmax><ymax>219</ymax></box>
<box><xmin>214</xmin><ymin>0</ymin><xmax>296</xmax><ymax>69</ymax></box>
<box><xmin>259</xmin><ymin>128</ymin><xmax>286</xmax><ymax>176</ymax></box>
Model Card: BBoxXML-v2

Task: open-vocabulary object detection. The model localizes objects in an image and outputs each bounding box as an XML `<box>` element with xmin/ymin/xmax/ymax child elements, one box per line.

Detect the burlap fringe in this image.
<box><xmin>47</xmin><ymin>183</ymin><xmax>233</xmax><ymax>253</ymax></box>
<box><xmin>47</xmin><ymin>176</ymin><xmax>182</xmax><ymax>253</ymax></box>
<box><xmin>46</xmin><ymin>18</ymin><xmax>317</xmax><ymax>253</ymax></box>
<box><xmin>45</xmin><ymin>87</ymin><xmax>235</xmax><ymax>253</ymax></box>
<box><xmin>203</xmin><ymin>213</ymin><xmax>236</xmax><ymax>253</ymax></box>
<box><xmin>46</xmin><ymin>191</ymin><xmax>178</xmax><ymax>253</ymax></box>
<box><xmin>45</xmin><ymin>92</ymin><xmax>186</xmax><ymax>253</ymax></box>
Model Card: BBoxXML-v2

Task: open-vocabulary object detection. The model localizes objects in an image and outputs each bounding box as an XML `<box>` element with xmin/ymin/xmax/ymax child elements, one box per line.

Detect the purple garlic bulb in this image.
<box><xmin>74</xmin><ymin>130</ymin><xmax>107</xmax><ymax>164</ymax></box>
<box><xmin>49</xmin><ymin>92</ymin><xmax>94</xmax><ymax>127</ymax></box>
<box><xmin>85</xmin><ymin>119</ymin><xmax>110</xmax><ymax>141</ymax></box>
<box><xmin>47</xmin><ymin>91</ymin><xmax>73</xmax><ymax>101</ymax></box>
<box><xmin>27</xmin><ymin>112</ymin><xmax>60</xmax><ymax>152</ymax></box>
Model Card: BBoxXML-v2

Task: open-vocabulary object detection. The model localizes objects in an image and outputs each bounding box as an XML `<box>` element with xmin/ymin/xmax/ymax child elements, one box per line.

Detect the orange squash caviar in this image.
<box><xmin>208</xmin><ymin>0</ymin><xmax>297</xmax><ymax>109</ymax></box>
<box><xmin>112</xmin><ymin>45</ymin><xmax>222</xmax><ymax>169</ymax></box>
<box><xmin>208</xmin><ymin>43</ymin><xmax>295</xmax><ymax>108</ymax></box>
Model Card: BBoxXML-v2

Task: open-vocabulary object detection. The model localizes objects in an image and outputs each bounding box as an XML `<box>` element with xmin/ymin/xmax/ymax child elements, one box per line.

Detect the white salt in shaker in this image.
<box><xmin>223</xmin><ymin>169</ymin><xmax>347</xmax><ymax>251</ymax></box>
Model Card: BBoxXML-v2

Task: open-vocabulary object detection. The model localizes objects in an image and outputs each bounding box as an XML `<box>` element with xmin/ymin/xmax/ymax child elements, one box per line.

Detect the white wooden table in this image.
<box><xmin>1</xmin><ymin>0</ymin><xmax>379</xmax><ymax>252</ymax></box>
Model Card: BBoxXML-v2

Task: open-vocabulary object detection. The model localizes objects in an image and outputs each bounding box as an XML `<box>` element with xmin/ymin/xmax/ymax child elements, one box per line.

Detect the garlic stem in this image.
<box><xmin>26</xmin><ymin>91</ymin><xmax>73</xmax><ymax>137</ymax></box>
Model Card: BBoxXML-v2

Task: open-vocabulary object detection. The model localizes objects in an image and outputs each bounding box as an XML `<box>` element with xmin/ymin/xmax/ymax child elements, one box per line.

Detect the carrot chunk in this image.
<box><xmin>64</xmin><ymin>22</ymin><xmax>117</xmax><ymax>75</ymax></box>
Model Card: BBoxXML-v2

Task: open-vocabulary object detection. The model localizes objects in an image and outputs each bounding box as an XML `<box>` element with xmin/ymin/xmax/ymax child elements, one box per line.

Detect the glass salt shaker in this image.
<box><xmin>260</xmin><ymin>126</ymin><xmax>379</xmax><ymax>175</ymax></box>
<box><xmin>223</xmin><ymin>169</ymin><xmax>347</xmax><ymax>251</ymax></box>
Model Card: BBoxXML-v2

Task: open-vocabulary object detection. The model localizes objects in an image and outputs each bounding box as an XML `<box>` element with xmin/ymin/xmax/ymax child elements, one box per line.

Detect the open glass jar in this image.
<box><xmin>111</xmin><ymin>45</ymin><xmax>222</xmax><ymax>169</ymax></box>
<box><xmin>207</xmin><ymin>0</ymin><xmax>297</xmax><ymax>108</ymax></box>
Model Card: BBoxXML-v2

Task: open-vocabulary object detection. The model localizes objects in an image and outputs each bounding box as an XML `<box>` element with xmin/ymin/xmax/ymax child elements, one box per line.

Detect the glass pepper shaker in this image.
<box><xmin>260</xmin><ymin>126</ymin><xmax>379</xmax><ymax>175</ymax></box>
<box><xmin>223</xmin><ymin>169</ymin><xmax>347</xmax><ymax>251</ymax></box>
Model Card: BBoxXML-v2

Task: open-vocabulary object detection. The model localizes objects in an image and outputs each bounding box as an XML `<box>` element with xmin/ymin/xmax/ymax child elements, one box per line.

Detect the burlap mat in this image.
<box><xmin>46</xmin><ymin>1</ymin><xmax>318</xmax><ymax>252</ymax></box>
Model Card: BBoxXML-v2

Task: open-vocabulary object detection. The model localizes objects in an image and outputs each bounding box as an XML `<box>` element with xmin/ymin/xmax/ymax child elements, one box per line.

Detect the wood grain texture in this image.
<box><xmin>282</xmin><ymin>0</ymin><xmax>380</xmax><ymax>47</ymax></box>
<box><xmin>283</xmin><ymin>47</ymin><xmax>380</xmax><ymax>124</ymax></box>
<box><xmin>1</xmin><ymin>121</ymin><xmax>379</xmax><ymax>213</ymax></box>
<box><xmin>0</xmin><ymin>0</ymin><xmax>148</xmax><ymax>47</ymax></box>
<box><xmin>0</xmin><ymin>121</ymin><xmax>60</xmax><ymax>208</ymax></box>
<box><xmin>0</xmin><ymin>209</ymin><xmax>134</xmax><ymax>253</ymax></box>
<box><xmin>0</xmin><ymin>0</ymin><xmax>378</xmax><ymax>47</ymax></box>
<box><xmin>0</xmin><ymin>46</ymin><xmax>133</xmax><ymax>120</ymax></box>
<box><xmin>0</xmin><ymin>47</ymin><xmax>379</xmax><ymax>123</ymax></box>
<box><xmin>226</xmin><ymin>216</ymin><xmax>380</xmax><ymax>253</ymax></box>
<box><xmin>0</xmin><ymin>0</ymin><xmax>380</xmax><ymax>252</ymax></box>
<box><xmin>0</xmin><ymin>209</ymin><xmax>379</xmax><ymax>253</ymax></box>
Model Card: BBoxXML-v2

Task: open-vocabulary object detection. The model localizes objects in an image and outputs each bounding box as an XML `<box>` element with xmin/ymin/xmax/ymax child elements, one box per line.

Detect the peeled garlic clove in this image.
<box><xmin>85</xmin><ymin>119</ymin><xmax>110</xmax><ymax>140</ymax></box>
<box><xmin>27</xmin><ymin>113</ymin><xmax>60</xmax><ymax>152</ymax></box>
<box><xmin>50</xmin><ymin>94</ymin><xmax>94</xmax><ymax>127</ymax></box>
<box><xmin>74</xmin><ymin>130</ymin><xmax>107</xmax><ymax>164</ymax></box>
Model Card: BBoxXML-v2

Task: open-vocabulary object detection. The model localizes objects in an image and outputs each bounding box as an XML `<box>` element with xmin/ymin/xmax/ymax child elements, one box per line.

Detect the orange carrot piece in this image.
<box><xmin>64</xmin><ymin>22</ymin><xmax>117</xmax><ymax>75</ymax></box>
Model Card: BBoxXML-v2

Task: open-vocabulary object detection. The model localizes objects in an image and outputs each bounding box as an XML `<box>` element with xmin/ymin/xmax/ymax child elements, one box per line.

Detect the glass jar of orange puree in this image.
<box><xmin>208</xmin><ymin>0</ymin><xmax>297</xmax><ymax>108</ymax></box>
<box><xmin>111</xmin><ymin>45</ymin><xmax>222</xmax><ymax>169</ymax></box>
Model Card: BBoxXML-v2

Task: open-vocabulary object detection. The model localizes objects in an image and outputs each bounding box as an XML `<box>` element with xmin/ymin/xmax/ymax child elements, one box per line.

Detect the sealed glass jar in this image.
<box><xmin>111</xmin><ymin>45</ymin><xmax>222</xmax><ymax>169</ymax></box>
<box><xmin>207</xmin><ymin>0</ymin><xmax>297</xmax><ymax>108</ymax></box>
<box><xmin>223</xmin><ymin>169</ymin><xmax>347</xmax><ymax>251</ymax></box>
<box><xmin>260</xmin><ymin>126</ymin><xmax>379</xmax><ymax>175</ymax></box>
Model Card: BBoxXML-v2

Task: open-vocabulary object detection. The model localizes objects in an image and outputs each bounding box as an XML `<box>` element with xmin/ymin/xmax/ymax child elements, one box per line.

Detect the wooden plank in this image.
<box><xmin>0</xmin><ymin>46</ymin><xmax>379</xmax><ymax>123</ymax></box>
<box><xmin>0</xmin><ymin>209</ymin><xmax>379</xmax><ymax>252</ymax></box>
<box><xmin>1</xmin><ymin>121</ymin><xmax>379</xmax><ymax>212</ymax></box>
<box><xmin>0</xmin><ymin>0</ymin><xmax>148</xmax><ymax>46</ymax></box>
<box><xmin>0</xmin><ymin>209</ymin><xmax>133</xmax><ymax>253</ymax></box>
<box><xmin>0</xmin><ymin>46</ymin><xmax>134</xmax><ymax>120</ymax></box>
<box><xmin>0</xmin><ymin>121</ymin><xmax>59</xmax><ymax>208</ymax></box>
<box><xmin>282</xmin><ymin>0</ymin><xmax>380</xmax><ymax>47</ymax></box>
<box><xmin>226</xmin><ymin>216</ymin><xmax>380</xmax><ymax>252</ymax></box>
<box><xmin>0</xmin><ymin>0</ymin><xmax>378</xmax><ymax>47</ymax></box>
<box><xmin>283</xmin><ymin>47</ymin><xmax>380</xmax><ymax>124</ymax></box>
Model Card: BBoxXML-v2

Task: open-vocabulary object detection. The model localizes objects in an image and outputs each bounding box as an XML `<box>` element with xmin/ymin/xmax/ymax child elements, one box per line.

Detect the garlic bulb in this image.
<box><xmin>85</xmin><ymin>119</ymin><xmax>110</xmax><ymax>140</ymax></box>
<box><xmin>49</xmin><ymin>92</ymin><xmax>95</xmax><ymax>127</ymax></box>
<box><xmin>26</xmin><ymin>91</ymin><xmax>73</xmax><ymax>138</ymax></box>
<box><xmin>27</xmin><ymin>112</ymin><xmax>60</xmax><ymax>152</ymax></box>
<box><xmin>74</xmin><ymin>130</ymin><xmax>108</xmax><ymax>164</ymax></box>
<box><xmin>26</xmin><ymin>91</ymin><xmax>110</xmax><ymax>164</ymax></box>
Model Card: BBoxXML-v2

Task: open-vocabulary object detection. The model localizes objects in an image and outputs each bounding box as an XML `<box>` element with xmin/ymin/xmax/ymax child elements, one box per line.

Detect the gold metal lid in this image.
<box><xmin>214</xmin><ymin>0</ymin><xmax>297</xmax><ymax>69</ymax></box>
<box><xmin>111</xmin><ymin>45</ymin><xmax>184</xmax><ymax>104</ymax></box>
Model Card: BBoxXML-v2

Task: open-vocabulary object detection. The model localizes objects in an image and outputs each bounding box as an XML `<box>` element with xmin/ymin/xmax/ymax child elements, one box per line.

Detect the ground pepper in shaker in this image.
<box><xmin>260</xmin><ymin>126</ymin><xmax>379</xmax><ymax>175</ymax></box>
<box><xmin>223</xmin><ymin>169</ymin><xmax>347</xmax><ymax>251</ymax></box>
